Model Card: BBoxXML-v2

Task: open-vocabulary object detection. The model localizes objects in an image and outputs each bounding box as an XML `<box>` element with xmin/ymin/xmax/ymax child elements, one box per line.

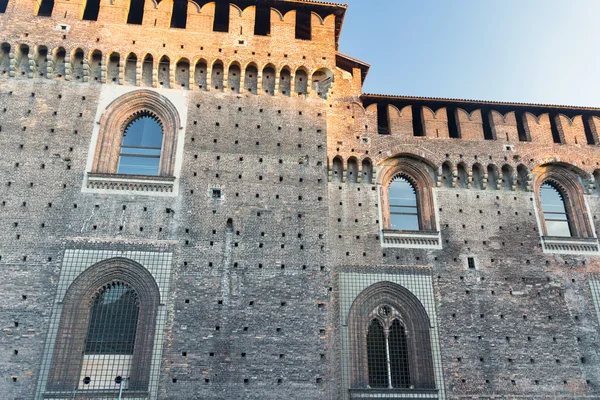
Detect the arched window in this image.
<box><xmin>91</xmin><ymin>90</ymin><xmax>181</xmax><ymax>180</ymax></box>
<box><xmin>389</xmin><ymin>176</ymin><xmax>419</xmax><ymax>231</ymax></box>
<box><xmin>540</xmin><ymin>182</ymin><xmax>571</xmax><ymax>237</ymax></box>
<box><xmin>348</xmin><ymin>282</ymin><xmax>436</xmax><ymax>392</ymax></box>
<box><xmin>44</xmin><ymin>258</ymin><xmax>161</xmax><ymax>396</ymax></box>
<box><xmin>366</xmin><ymin>311</ymin><xmax>411</xmax><ymax>389</ymax></box>
<box><xmin>80</xmin><ymin>283</ymin><xmax>139</xmax><ymax>389</ymax></box>
<box><xmin>117</xmin><ymin>113</ymin><xmax>163</xmax><ymax>176</ymax></box>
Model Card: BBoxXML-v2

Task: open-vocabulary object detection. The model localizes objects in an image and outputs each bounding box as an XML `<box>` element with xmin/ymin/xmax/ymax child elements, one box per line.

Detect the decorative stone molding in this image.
<box><xmin>378</xmin><ymin>157</ymin><xmax>437</xmax><ymax>232</ymax></box>
<box><xmin>542</xmin><ymin>236</ymin><xmax>600</xmax><ymax>255</ymax></box>
<box><xmin>381</xmin><ymin>230</ymin><xmax>442</xmax><ymax>250</ymax></box>
<box><xmin>349</xmin><ymin>388</ymin><xmax>439</xmax><ymax>399</ymax></box>
<box><xmin>533</xmin><ymin>163</ymin><xmax>594</xmax><ymax>238</ymax></box>
<box><xmin>92</xmin><ymin>89</ymin><xmax>181</xmax><ymax>177</ymax></box>
<box><xmin>347</xmin><ymin>282</ymin><xmax>436</xmax><ymax>392</ymax></box>
<box><xmin>86</xmin><ymin>173</ymin><xmax>175</xmax><ymax>193</ymax></box>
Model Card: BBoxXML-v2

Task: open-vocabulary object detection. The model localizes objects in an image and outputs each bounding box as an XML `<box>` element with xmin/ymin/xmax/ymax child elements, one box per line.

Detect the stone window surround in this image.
<box><xmin>377</xmin><ymin>157</ymin><xmax>441</xmax><ymax>249</ymax></box>
<box><xmin>347</xmin><ymin>281</ymin><xmax>437</xmax><ymax>392</ymax></box>
<box><xmin>45</xmin><ymin>258</ymin><xmax>160</xmax><ymax>396</ymax></box>
<box><xmin>83</xmin><ymin>87</ymin><xmax>187</xmax><ymax>196</ymax></box>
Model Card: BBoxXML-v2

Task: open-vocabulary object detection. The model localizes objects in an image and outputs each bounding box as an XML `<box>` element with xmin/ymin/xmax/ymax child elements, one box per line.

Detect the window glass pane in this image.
<box><xmin>118</xmin><ymin>114</ymin><xmax>163</xmax><ymax>176</ymax></box>
<box><xmin>391</xmin><ymin>214</ymin><xmax>419</xmax><ymax>231</ymax></box>
<box><xmin>121</xmin><ymin>115</ymin><xmax>163</xmax><ymax>148</ymax></box>
<box><xmin>546</xmin><ymin>220</ymin><xmax>571</xmax><ymax>237</ymax></box>
<box><xmin>367</xmin><ymin>320</ymin><xmax>388</xmax><ymax>388</ymax></box>
<box><xmin>389</xmin><ymin>320</ymin><xmax>411</xmax><ymax>389</ymax></box>
<box><xmin>389</xmin><ymin>176</ymin><xmax>420</xmax><ymax>230</ymax></box>
<box><xmin>540</xmin><ymin>183</ymin><xmax>571</xmax><ymax>237</ymax></box>
<box><xmin>85</xmin><ymin>283</ymin><xmax>139</xmax><ymax>355</ymax></box>
<box><xmin>117</xmin><ymin>155</ymin><xmax>160</xmax><ymax>175</ymax></box>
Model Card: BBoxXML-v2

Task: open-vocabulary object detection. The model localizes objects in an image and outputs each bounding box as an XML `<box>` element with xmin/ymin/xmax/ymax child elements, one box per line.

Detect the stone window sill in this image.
<box><xmin>381</xmin><ymin>230</ymin><xmax>442</xmax><ymax>249</ymax></box>
<box><xmin>541</xmin><ymin>236</ymin><xmax>600</xmax><ymax>255</ymax></box>
<box><xmin>85</xmin><ymin>173</ymin><xmax>176</xmax><ymax>195</ymax></box>
<box><xmin>43</xmin><ymin>390</ymin><xmax>148</xmax><ymax>399</ymax></box>
<box><xmin>349</xmin><ymin>388</ymin><xmax>439</xmax><ymax>399</ymax></box>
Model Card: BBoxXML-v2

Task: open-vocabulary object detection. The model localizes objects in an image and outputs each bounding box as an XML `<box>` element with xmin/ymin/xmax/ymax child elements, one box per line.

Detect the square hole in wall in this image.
<box><xmin>211</xmin><ymin>188</ymin><xmax>222</xmax><ymax>199</ymax></box>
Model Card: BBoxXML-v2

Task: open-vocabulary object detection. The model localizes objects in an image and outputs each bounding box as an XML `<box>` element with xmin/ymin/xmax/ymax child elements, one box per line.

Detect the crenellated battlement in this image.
<box><xmin>0</xmin><ymin>0</ymin><xmax>344</xmax><ymax>55</ymax></box>
<box><xmin>357</xmin><ymin>95</ymin><xmax>600</xmax><ymax>146</ymax></box>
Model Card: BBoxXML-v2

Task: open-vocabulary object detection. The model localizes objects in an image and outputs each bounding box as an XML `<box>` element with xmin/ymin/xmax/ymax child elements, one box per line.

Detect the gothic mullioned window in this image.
<box><xmin>366</xmin><ymin>306</ymin><xmax>411</xmax><ymax>389</ymax></box>
<box><xmin>348</xmin><ymin>282</ymin><xmax>437</xmax><ymax>393</ymax></box>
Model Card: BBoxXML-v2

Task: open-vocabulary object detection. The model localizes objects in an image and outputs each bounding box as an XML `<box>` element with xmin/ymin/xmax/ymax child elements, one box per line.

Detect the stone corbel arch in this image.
<box><xmin>348</xmin><ymin>281</ymin><xmax>436</xmax><ymax>390</ymax></box>
<box><xmin>379</xmin><ymin>157</ymin><xmax>437</xmax><ymax>231</ymax></box>
<box><xmin>46</xmin><ymin>257</ymin><xmax>160</xmax><ymax>393</ymax></box>
<box><xmin>533</xmin><ymin>163</ymin><xmax>594</xmax><ymax>238</ymax></box>
<box><xmin>92</xmin><ymin>89</ymin><xmax>181</xmax><ymax>177</ymax></box>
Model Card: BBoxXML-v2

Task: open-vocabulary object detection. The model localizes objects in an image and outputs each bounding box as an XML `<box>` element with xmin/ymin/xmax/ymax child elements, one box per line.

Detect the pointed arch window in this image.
<box><xmin>117</xmin><ymin>113</ymin><xmax>163</xmax><ymax>176</ymax></box>
<box><xmin>389</xmin><ymin>176</ymin><xmax>419</xmax><ymax>231</ymax></box>
<box><xmin>366</xmin><ymin>306</ymin><xmax>411</xmax><ymax>389</ymax></box>
<box><xmin>540</xmin><ymin>182</ymin><xmax>571</xmax><ymax>237</ymax></box>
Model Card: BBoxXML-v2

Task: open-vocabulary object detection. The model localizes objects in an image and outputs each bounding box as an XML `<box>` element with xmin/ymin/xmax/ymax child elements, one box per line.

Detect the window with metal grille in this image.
<box><xmin>117</xmin><ymin>113</ymin><xmax>163</xmax><ymax>176</ymax></box>
<box><xmin>80</xmin><ymin>282</ymin><xmax>139</xmax><ymax>390</ymax></box>
<box><xmin>366</xmin><ymin>306</ymin><xmax>411</xmax><ymax>389</ymax></box>
<box><xmin>389</xmin><ymin>176</ymin><xmax>419</xmax><ymax>231</ymax></box>
<box><xmin>540</xmin><ymin>182</ymin><xmax>571</xmax><ymax>237</ymax></box>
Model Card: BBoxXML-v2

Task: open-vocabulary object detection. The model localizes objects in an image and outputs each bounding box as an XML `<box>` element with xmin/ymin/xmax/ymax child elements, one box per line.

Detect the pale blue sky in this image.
<box><xmin>337</xmin><ymin>0</ymin><xmax>600</xmax><ymax>107</ymax></box>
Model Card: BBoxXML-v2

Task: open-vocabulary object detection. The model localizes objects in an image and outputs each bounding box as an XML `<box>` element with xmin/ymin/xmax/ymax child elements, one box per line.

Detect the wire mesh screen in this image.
<box><xmin>80</xmin><ymin>283</ymin><xmax>139</xmax><ymax>390</ymax></box>
<box><xmin>36</xmin><ymin>246</ymin><xmax>173</xmax><ymax>400</ymax></box>
<box><xmin>341</xmin><ymin>269</ymin><xmax>445</xmax><ymax>400</ymax></box>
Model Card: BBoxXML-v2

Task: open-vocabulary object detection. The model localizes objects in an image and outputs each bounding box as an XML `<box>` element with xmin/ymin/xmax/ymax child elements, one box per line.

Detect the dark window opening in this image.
<box><xmin>0</xmin><ymin>0</ymin><xmax>8</xmax><ymax>13</ymax></box>
<box><xmin>212</xmin><ymin>188</ymin><xmax>221</xmax><ymax>199</ymax></box>
<box><xmin>481</xmin><ymin>109</ymin><xmax>495</xmax><ymax>140</ymax></box>
<box><xmin>85</xmin><ymin>283</ymin><xmax>139</xmax><ymax>355</ymax></box>
<box><xmin>254</xmin><ymin>5</ymin><xmax>271</xmax><ymax>36</ymax></box>
<box><xmin>583</xmin><ymin>116</ymin><xmax>597</xmax><ymax>145</ymax></box>
<box><xmin>515</xmin><ymin>111</ymin><xmax>530</xmax><ymax>142</ymax></box>
<box><xmin>540</xmin><ymin>182</ymin><xmax>572</xmax><ymax>237</ymax></box>
<box><xmin>170</xmin><ymin>0</ymin><xmax>187</xmax><ymax>29</ymax></box>
<box><xmin>118</xmin><ymin>113</ymin><xmax>163</xmax><ymax>176</ymax></box>
<box><xmin>412</xmin><ymin>106</ymin><xmax>424</xmax><ymax>136</ymax></box>
<box><xmin>82</xmin><ymin>0</ymin><xmax>101</xmax><ymax>21</ymax></box>
<box><xmin>550</xmin><ymin>115</ymin><xmax>564</xmax><ymax>144</ymax></box>
<box><xmin>389</xmin><ymin>320</ymin><xmax>410</xmax><ymax>388</ymax></box>
<box><xmin>377</xmin><ymin>103</ymin><xmax>390</xmax><ymax>135</ymax></box>
<box><xmin>367</xmin><ymin>317</ymin><xmax>411</xmax><ymax>389</ymax></box>
<box><xmin>367</xmin><ymin>320</ymin><xmax>387</xmax><ymax>388</ymax></box>
<box><xmin>37</xmin><ymin>0</ymin><xmax>54</xmax><ymax>16</ymax></box>
<box><xmin>447</xmin><ymin>108</ymin><xmax>460</xmax><ymax>138</ymax></box>
<box><xmin>127</xmin><ymin>0</ymin><xmax>145</xmax><ymax>24</ymax></box>
<box><xmin>467</xmin><ymin>257</ymin><xmax>476</xmax><ymax>269</ymax></box>
<box><xmin>213</xmin><ymin>1</ymin><xmax>229</xmax><ymax>32</ymax></box>
<box><xmin>389</xmin><ymin>176</ymin><xmax>419</xmax><ymax>231</ymax></box>
<box><xmin>295</xmin><ymin>9</ymin><xmax>311</xmax><ymax>40</ymax></box>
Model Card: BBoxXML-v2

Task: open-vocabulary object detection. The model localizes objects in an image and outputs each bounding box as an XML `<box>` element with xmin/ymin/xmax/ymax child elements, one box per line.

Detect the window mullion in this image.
<box><xmin>384</xmin><ymin>326</ymin><xmax>392</xmax><ymax>389</ymax></box>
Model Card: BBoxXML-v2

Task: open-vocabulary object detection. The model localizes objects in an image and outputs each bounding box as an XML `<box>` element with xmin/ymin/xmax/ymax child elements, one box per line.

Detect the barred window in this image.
<box><xmin>80</xmin><ymin>282</ymin><xmax>139</xmax><ymax>390</ymax></box>
<box><xmin>540</xmin><ymin>182</ymin><xmax>571</xmax><ymax>237</ymax></box>
<box><xmin>117</xmin><ymin>114</ymin><xmax>163</xmax><ymax>176</ymax></box>
<box><xmin>366</xmin><ymin>306</ymin><xmax>411</xmax><ymax>389</ymax></box>
<box><xmin>388</xmin><ymin>176</ymin><xmax>419</xmax><ymax>231</ymax></box>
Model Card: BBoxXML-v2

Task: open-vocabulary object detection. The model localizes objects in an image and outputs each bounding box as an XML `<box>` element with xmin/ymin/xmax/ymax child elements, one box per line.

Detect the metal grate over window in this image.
<box><xmin>366</xmin><ymin>306</ymin><xmax>411</xmax><ymax>389</ymax></box>
<box><xmin>80</xmin><ymin>282</ymin><xmax>139</xmax><ymax>391</ymax></box>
